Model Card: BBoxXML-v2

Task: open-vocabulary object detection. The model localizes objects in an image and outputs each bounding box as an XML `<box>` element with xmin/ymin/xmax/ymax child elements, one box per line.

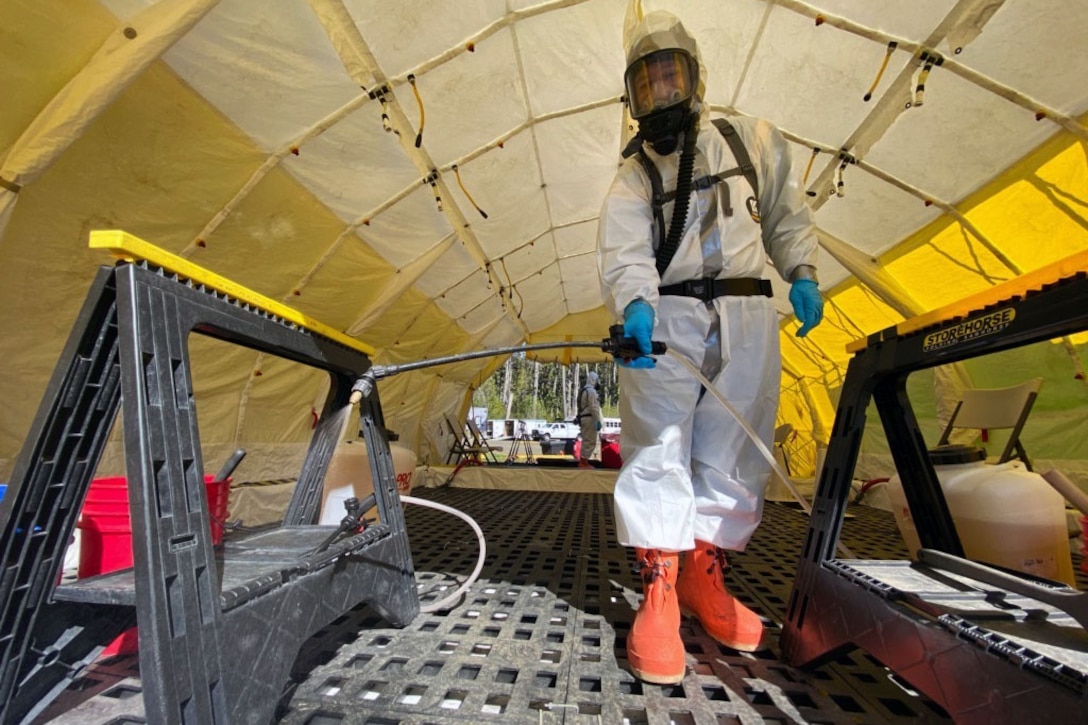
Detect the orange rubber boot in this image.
<box><xmin>626</xmin><ymin>549</ymin><xmax>685</xmax><ymax>684</ymax></box>
<box><xmin>676</xmin><ymin>542</ymin><xmax>765</xmax><ymax>651</ymax></box>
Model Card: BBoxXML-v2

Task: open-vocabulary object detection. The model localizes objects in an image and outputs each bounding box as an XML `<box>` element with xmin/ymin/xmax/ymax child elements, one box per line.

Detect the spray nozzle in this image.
<box><xmin>602</xmin><ymin>324</ymin><xmax>667</xmax><ymax>362</ymax></box>
<box><xmin>349</xmin><ymin>367</ymin><xmax>385</xmax><ymax>405</ymax></box>
<box><xmin>310</xmin><ymin>493</ymin><xmax>378</xmax><ymax>556</ymax></box>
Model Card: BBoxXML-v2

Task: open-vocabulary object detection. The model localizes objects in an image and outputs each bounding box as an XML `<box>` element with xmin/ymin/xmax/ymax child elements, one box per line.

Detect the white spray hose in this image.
<box><xmin>665</xmin><ymin>349</ymin><xmax>857</xmax><ymax>559</ymax></box>
<box><xmin>665</xmin><ymin>350</ymin><xmax>811</xmax><ymax>514</ymax></box>
<box><xmin>400</xmin><ymin>494</ymin><xmax>487</xmax><ymax>613</ymax></box>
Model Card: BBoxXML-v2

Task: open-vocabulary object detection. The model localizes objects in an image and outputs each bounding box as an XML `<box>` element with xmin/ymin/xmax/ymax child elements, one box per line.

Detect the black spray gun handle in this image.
<box><xmin>603</xmin><ymin>324</ymin><xmax>667</xmax><ymax>362</ymax></box>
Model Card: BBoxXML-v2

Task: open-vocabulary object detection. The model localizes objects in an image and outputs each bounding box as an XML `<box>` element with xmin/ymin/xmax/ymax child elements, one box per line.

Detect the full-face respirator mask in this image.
<box><xmin>624</xmin><ymin>48</ymin><xmax>698</xmax><ymax>155</ymax></box>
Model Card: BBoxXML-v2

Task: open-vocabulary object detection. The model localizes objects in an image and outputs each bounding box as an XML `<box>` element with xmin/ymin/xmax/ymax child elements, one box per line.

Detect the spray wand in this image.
<box><xmin>348</xmin><ymin>325</ymin><xmax>665</xmax><ymax>404</ymax></box>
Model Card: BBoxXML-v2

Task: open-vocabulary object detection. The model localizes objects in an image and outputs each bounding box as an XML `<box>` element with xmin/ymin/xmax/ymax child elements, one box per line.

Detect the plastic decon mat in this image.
<box><xmin>41</xmin><ymin>486</ymin><xmax>1072</xmax><ymax>725</ymax></box>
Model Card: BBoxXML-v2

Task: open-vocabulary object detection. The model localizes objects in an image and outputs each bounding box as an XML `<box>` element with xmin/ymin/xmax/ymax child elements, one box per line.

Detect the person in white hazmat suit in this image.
<box><xmin>597</xmin><ymin>11</ymin><xmax>823</xmax><ymax>684</ymax></box>
<box><xmin>577</xmin><ymin>370</ymin><xmax>604</xmax><ymax>467</ymax></box>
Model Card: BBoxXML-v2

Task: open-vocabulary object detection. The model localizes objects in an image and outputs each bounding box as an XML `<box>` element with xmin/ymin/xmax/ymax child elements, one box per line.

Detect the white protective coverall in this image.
<box><xmin>598</xmin><ymin>20</ymin><xmax>818</xmax><ymax>552</ymax></box>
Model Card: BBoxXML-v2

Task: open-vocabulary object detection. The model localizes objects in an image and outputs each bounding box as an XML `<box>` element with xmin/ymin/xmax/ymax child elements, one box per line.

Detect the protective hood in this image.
<box><xmin>624</xmin><ymin>9</ymin><xmax>707</xmax><ymax>108</ymax></box>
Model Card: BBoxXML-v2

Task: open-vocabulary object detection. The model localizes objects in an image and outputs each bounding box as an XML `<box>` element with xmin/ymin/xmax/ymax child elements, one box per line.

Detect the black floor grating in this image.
<box><xmin>37</xmin><ymin>488</ymin><xmax>1000</xmax><ymax>723</ymax></box>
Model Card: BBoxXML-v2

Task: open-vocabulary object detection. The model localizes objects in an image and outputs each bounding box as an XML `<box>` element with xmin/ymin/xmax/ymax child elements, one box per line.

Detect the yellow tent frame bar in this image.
<box><xmin>89</xmin><ymin>230</ymin><xmax>376</xmax><ymax>357</ymax></box>
<box><xmin>847</xmin><ymin>249</ymin><xmax>1088</xmax><ymax>354</ymax></box>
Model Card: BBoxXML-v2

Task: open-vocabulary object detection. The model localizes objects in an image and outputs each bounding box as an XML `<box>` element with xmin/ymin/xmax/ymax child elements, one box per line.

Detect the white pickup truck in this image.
<box><xmin>533</xmin><ymin>420</ymin><xmax>581</xmax><ymax>442</ymax></box>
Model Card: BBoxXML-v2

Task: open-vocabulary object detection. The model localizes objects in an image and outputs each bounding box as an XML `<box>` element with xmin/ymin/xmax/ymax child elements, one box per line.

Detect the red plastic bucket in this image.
<box><xmin>600</xmin><ymin>438</ymin><xmax>622</xmax><ymax>469</ymax></box>
<box><xmin>78</xmin><ymin>474</ymin><xmax>231</xmax><ymax>655</ymax></box>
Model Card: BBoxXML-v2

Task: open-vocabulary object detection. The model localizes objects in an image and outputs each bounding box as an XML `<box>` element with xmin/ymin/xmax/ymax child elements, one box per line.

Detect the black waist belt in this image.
<box><xmin>659</xmin><ymin>277</ymin><xmax>772</xmax><ymax>301</ymax></box>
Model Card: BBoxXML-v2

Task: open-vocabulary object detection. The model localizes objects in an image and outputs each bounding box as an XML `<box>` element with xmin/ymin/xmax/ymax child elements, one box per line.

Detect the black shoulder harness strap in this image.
<box><xmin>622</xmin><ymin>136</ymin><xmax>669</xmax><ymax>258</ymax></box>
<box><xmin>622</xmin><ymin>119</ymin><xmax>762</xmax><ymax>275</ymax></box>
<box><xmin>711</xmin><ymin>118</ymin><xmax>759</xmax><ymax>200</ymax></box>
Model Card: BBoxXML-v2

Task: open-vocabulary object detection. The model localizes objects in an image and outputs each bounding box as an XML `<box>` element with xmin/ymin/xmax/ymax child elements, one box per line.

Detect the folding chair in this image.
<box><xmin>444</xmin><ymin>414</ymin><xmax>477</xmax><ymax>465</ymax></box>
<box><xmin>936</xmin><ymin>377</ymin><xmax>1043</xmax><ymax>470</ymax></box>
<box><xmin>466</xmin><ymin>418</ymin><xmax>502</xmax><ymax>464</ymax></box>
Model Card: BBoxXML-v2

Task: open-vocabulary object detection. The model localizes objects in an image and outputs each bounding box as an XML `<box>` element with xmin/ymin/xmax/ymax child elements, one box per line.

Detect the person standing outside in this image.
<box><xmin>597</xmin><ymin>9</ymin><xmax>823</xmax><ymax>684</ymax></box>
<box><xmin>577</xmin><ymin>370</ymin><xmax>604</xmax><ymax>468</ymax></box>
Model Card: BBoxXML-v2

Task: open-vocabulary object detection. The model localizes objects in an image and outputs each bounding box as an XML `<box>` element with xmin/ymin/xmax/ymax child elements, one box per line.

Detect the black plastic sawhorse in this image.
<box><xmin>781</xmin><ymin>252</ymin><xmax>1088</xmax><ymax>723</ymax></box>
<box><xmin>0</xmin><ymin>231</ymin><xmax>418</xmax><ymax>724</ymax></box>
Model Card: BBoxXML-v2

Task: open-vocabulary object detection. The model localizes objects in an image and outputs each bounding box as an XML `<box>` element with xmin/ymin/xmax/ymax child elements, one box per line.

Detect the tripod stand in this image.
<box><xmin>507</xmin><ymin>434</ymin><xmax>535</xmax><ymax>464</ymax></box>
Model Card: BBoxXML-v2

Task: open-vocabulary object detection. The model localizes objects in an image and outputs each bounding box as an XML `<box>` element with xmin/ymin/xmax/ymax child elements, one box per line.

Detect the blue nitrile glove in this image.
<box><xmin>595</xmin><ymin>421</ymin><xmax>602</xmax><ymax>431</ymax></box>
<box><xmin>789</xmin><ymin>279</ymin><xmax>824</xmax><ymax>337</ymax></box>
<box><xmin>619</xmin><ymin>299</ymin><xmax>656</xmax><ymax>369</ymax></box>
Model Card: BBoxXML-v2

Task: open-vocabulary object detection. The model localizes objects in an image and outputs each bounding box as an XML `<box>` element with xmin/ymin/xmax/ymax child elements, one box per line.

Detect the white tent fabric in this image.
<box><xmin>2</xmin><ymin>0</ymin><xmax>1086</xmax><ymax>485</ymax></box>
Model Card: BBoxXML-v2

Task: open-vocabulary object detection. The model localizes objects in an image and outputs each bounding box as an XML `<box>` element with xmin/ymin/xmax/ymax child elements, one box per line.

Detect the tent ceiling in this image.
<box><xmin>1</xmin><ymin>0</ymin><xmax>1086</xmax><ymax>476</ymax></box>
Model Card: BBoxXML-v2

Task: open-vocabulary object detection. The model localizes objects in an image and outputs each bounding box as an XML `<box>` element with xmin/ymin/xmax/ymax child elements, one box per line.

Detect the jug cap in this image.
<box><xmin>927</xmin><ymin>444</ymin><xmax>985</xmax><ymax>465</ymax></box>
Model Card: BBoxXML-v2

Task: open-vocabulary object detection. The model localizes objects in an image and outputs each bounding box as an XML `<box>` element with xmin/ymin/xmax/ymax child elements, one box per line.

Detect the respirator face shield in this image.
<box><xmin>624</xmin><ymin>49</ymin><xmax>698</xmax><ymax>153</ymax></box>
<box><xmin>625</xmin><ymin>49</ymin><xmax>697</xmax><ymax>119</ymax></box>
